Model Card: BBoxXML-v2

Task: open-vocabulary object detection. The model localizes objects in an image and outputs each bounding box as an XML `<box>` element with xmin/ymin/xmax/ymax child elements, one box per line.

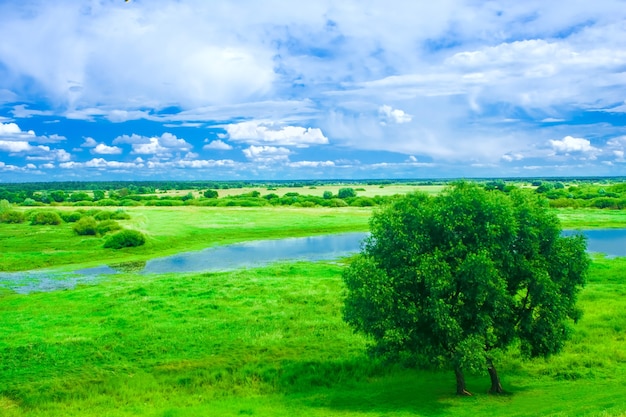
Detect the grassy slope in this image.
<box><xmin>1</xmin><ymin>258</ymin><xmax>625</xmax><ymax>416</ymax></box>
<box><xmin>0</xmin><ymin>207</ymin><xmax>371</xmax><ymax>272</ymax></box>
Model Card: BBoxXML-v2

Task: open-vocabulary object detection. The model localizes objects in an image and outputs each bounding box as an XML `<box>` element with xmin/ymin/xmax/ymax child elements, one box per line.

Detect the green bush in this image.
<box><xmin>30</xmin><ymin>211</ymin><xmax>63</xmax><ymax>225</ymax></box>
<box><xmin>104</xmin><ymin>230</ymin><xmax>146</xmax><ymax>249</ymax></box>
<box><xmin>96</xmin><ymin>199</ymin><xmax>119</xmax><ymax>206</ymax></box>
<box><xmin>73</xmin><ymin>216</ymin><xmax>98</xmax><ymax>235</ymax></box>
<box><xmin>0</xmin><ymin>210</ymin><xmax>26</xmax><ymax>224</ymax></box>
<box><xmin>96</xmin><ymin>220</ymin><xmax>122</xmax><ymax>235</ymax></box>
<box><xmin>338</xmin><ymin>188</ymin><xmax>356</xmax><ymax>199</ymax></box>
<box><xmin>94</xmin><ymin>211</ymin><xmax>112</xmax><ymax>221</ymax></box>
<box><xmin>110</xmin><ymin>210</ymin><xmax>131</xmax><ymax>220</ymax></box>
<box><xmin>60</xmin><ymin>211</ymin><xmax>83</xmax><ymax>223</ymax></box>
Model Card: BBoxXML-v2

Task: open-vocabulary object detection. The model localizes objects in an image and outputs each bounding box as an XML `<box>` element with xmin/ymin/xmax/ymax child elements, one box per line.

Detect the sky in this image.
<box><xmin>1</xmin><ymin>0</ymin><xmax>626</xmax><ymax>182</ymax></box>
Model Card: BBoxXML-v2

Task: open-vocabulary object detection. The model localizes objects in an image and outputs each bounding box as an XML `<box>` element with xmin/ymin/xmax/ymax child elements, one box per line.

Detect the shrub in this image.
<box><xmin>350</xmin><ymin>197</ymin><xmax>375</xmax><ymax>207</ymax></box>
<box><xmin>30</xmin><ymin>211</ymin><xmax>63</xmax><ymax>225</ymax></box>
<box><xmin>110</xmin><ymin>210</ymin><xmax>130</xmax><ymax>220</ymax></box>
<box><xmin>96</xmin><ymin>199</ymin><xmax>119</xmax><ymax>206</ymax></box>
<box><xmin>96</xmin><ymin>220</ymin><xmax>122</xmax><ymax>235</ymax></box>
<box><xmin>1</xmin><ymin>210</ymin><xmax>26</xmax><ymax>224</ymax></box>
<box><xmin>0</xmin><ymin>199</ymin><xmax>11</xmax><ymax>213</ymax></box>
<box><xmin>328</xmin><ymin>198</ymin><xmax>348</xmax><ymax>207</ymax></box>
<box><xmin>73</xmin><ymin>216</ymin><xmax>98</xmax><ymax>235</ymax></box>
<box><xmin>204</xmin><ymin>189</ymin><xmax>219</xmax><ymax>199</ymax></box>
<box><xmin>338</xmin><ymin>188</ymin><xmax>356</xmax><ymax>199</ymax></box>
<box><xmin>22</xmin><ymin>198</ymin><xmax>40</xmax><ymax>207</ymax></box>
<box><xmin>60</xmin><ymin>211</ymin><xmax>83</xmax><ymax>223</ymax></box>
<box><xmin>94</xmin><ymin>211</ymin><xmax>112</xmax><ymax>221</ymax></box>
<box><xmin>104</xmin><ymin>230</ymin><xmax>146</xmax><ymax>249</ymax></box>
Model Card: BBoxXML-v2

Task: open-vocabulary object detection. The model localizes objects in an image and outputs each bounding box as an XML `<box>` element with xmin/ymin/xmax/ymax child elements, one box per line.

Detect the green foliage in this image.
<box><xmin>60</xmin><ymin>211</ymin><xmax>83</xmax><ymax>223</ymax></box>
<box><xmin>69</xmin><ymin>192</ymin><xmax>92</xmax><ymax>202</ymax></box>
<box><xmin>93</xmin><ymin>210</ymin><xmax>112</xmax><ymax>220</ymax></box>
<box><xmin>338</xmin><ymin>187</ymin><xmax>357</xmax><ymax>199</ymax></box>
<box><xmin>203</xmin><ymin>189</ymin><xmax>218</xmax><ymax>198</ymax></box>
<box><xmin>103</xmin><ymin>229</ymin><xmax>146</xmax><ymax>249</ymax></box>
<box><xmin>0</xmin><ymin>199</ymin><xmax>11</xmax><ymax>213</ymax></box>
<box><xmin>0</xmin><ymin>210</ymin><xmax>26</xmax><ymax>224</ymax></box>
<box><xmin>110</xmin><ymin>209</ymin><xmax>130</xmax><ymax>220</ymax></box>
<box><xmin>343</xmin><ymin>182</ymin><xmax>590</xmax><ymax>394</ymax></box>
<box><xmin>49</xmin><ymin>190</ymin><xmax>67</xmax><ymax>202</ymax></box>
<box><xmin>30</xmin><ymin>210</ymin><xmax>63</xmax><ymax>225</ymax></box>
<box><xmin>72</xmin><ymin>216</ymin><xmax>98</xmax><ymax>236</ymax></box>
<box><xmin>96</xmin><ymin>219</ymin><xmax>122</xmax><ymax>235</ymax></box>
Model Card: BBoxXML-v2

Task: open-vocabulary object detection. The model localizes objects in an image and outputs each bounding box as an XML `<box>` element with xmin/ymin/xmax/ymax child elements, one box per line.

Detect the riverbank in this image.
<box><xmin>2</xmin><ymin>205</ymin><xmax>626</xmax><ymax>273</ymax></box>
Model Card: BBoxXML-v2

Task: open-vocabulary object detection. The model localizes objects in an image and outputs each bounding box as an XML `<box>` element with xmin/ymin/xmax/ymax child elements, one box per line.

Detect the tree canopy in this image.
<box><xmin>343</xmin><ymin>182</ymin><xmax>589</xmax><ymax>395</ymax></box>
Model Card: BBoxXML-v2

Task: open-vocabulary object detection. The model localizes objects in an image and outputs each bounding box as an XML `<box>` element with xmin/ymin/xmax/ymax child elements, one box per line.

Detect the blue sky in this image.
<box><xmin>1</xmin><ymin>0</ymin><xmax>626</xmax><ymax>182</ymax></box>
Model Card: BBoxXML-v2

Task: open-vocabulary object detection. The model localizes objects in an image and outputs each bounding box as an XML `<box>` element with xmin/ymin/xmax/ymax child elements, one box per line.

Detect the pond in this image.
<box><xmin>0</xmin><ymin>232</ymin><xmax>368</xmax><ymax>294</ymax></box>
<box><xmin>1</xmin><ymin>229</ymin><xmax>625</xmax><ymax>294</ymax></box>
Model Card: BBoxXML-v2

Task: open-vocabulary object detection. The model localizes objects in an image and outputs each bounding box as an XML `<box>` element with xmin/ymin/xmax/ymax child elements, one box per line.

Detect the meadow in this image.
<box><xmin>1</xmin><ymin>189</ymin><xmax>626</xmax><ymax>416</ymax></box>
<box><xmin>1</xmin><ymin>257</ymin><xmax>625</xmax><ymax>416</ymax></box>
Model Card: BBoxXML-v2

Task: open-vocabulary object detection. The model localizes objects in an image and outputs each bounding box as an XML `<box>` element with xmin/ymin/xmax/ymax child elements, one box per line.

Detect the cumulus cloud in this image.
<box><xmin>549</xmin><ymin>135</ymin><xmax>597</xmax><ymax>154</ymax></box>
<box><xmin>81</xmin><ymin>137</ymin><xmax>97</xmax><ymax>147</ymax></box>
<box><xmin>93</xmin><ymin>143</ymin><xmax>122</xmax><ymax>155</ymax></box>
<box><xmin>114</xmin><ymin>132</ymin><xmax>192</xmax><ymax>157</ymax></box>
<box><xmin>378</xmin><ymin>105</ymin><xmax>412</xmax><ymax>124</ymax></box>
<box><xmin>242</xmin><ymin>145</ymin><xmax>291</xmax><ymax>163</ymax></box>
<box><xmin>287</xmin><ymin>160</ymin><xmax>335</xmax><ymax>168</ymax></box>
<box><xmin>203</xmin><ymin>139</ymin><xmax>233</xmax><ymax>150</ymax></box>
<box><xmin>225</xmin><ymin>121</ymin><xmax>328</xmax><ymax>147</ymax></box>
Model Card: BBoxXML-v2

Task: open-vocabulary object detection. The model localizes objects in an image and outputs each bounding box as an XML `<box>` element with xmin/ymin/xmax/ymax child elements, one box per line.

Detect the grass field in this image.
<box><xmin>2</xmin><ymin>201</ymin><xmax>626</xmax><ymax>415</ymax></box>
<box><xmin>0</xmin><ymin>257</ymin><xmax>625</xmax><ymax>416</ymax></box>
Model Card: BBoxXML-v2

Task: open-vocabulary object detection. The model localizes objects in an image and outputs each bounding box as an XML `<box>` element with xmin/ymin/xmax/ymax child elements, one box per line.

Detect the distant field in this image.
<box><xmin>153</xmin><ymin>184</ymin><xmax>447</xmax><ymax>199</ymax></box>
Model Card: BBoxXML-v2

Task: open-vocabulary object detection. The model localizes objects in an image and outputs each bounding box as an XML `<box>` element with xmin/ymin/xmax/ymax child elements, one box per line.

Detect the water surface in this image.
<box><xmin>2</xmin><ymin>229</ymin><xmax>625</xmax><ymax>294</ymax></box>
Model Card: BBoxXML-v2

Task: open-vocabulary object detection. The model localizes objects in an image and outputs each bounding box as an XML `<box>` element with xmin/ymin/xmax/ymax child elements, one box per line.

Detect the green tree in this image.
<box><xmin>343</xmin><ymin>182</ymin><xmax>589</xmax><ymax>395</ymax></box>
<box><xmin>50</xmin><ymin>190</ymin><xmax>67</xmax><ymax>203</ymax></box>
<box><xmin>203</xmin><ymin>189</ymin><xmax>218</xmax><ymax>199</ymax></box>
<box><xmin>338</xmin><ymin>187</ymin><xmax>356</xmax><ymax>199</ymax></box>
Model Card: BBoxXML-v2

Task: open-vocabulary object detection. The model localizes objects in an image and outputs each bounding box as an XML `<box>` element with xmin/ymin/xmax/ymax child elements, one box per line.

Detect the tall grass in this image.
<box><xmin>1</xmin><ymin>257</ymin><xmax>625</xmax><ymax>416</ymax></box>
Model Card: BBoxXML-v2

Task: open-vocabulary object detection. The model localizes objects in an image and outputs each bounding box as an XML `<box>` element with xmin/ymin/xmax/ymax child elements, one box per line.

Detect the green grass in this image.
<box><xmin>0</xmin><ymin>206</ymin><xmax>371</xmax><ymax>271</ymax></box>
<box><xmin>555</xmin><ymin>208</ymin><xmax>626</xmax><ymax>229</ymax></box>
<box><xmin>1</xmin><ymin>258</ymin><xmax>626</xmax><ymax>416</ymax></box>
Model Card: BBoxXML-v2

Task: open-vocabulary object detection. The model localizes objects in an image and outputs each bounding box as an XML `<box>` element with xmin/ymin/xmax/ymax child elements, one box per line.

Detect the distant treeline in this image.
<box><xmin>2</xmin><ymin>178</ymin><xmax>626</xmax><ymax>209</ymax></box>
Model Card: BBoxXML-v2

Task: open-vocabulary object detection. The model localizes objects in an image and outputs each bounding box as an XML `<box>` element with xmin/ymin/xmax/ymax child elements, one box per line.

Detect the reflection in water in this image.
<box><xmin>2</xmin><ymin>229</ymin><xmax>625</xmax><ymax>294</ymax></box>
<box><xmin>564</xmin><ymin>228</ymin><xmax>626</xmax><ymax>257</ymax></box>
<box><xmin>0</xmin><ymin>232</ymin><xmax>367</xmax><ymax>294</ymax></box>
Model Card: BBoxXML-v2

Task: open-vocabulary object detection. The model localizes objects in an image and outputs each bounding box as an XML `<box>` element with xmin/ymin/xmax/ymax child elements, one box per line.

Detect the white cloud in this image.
<box><xmin>113</xmin><ymin>132</ymin><xmax>192</xmax><ymax>157</ymax></box>
<box><xmin>93</xmin><ymin>143</ymin><xmax>122</xmax><ymax>155</ymax></box>
<box><xmin>225</xmin><ymin>121</ymin><xmax>328</xmax><ymax>147</ymax></box>
<box><xmin>203</xmin><ymin>140</ymin><xmax>233</xmax><ymax>150</ymax></box>
<box><xmin>501</xmin><ymin>153</ymin><xmax>524</xmax><ymax>162</ymax></box>
<box><xmin>549</xmin><ymin>135</ymin><xmax>597</xmax><ymax>154</ymax></box>
<box><xmin>61</xmin><ymin>158</ymin><xmax>144</xmax><ymax>170</ymax></box>
<box><xmin>0</xmin><ymin>140</ymin><xmax>30</xmax><ymax>152</ymax></box>
<box><xmin>242</xmin><ymin>145</ymin><xmax>291</xmax><ymax>163</ymax></box>
<box><xmin>378</xmin><ymin>105</ymin><xmax>412</xmax><ymax>124</ymax></box>
<box><xmin>288</xmin><ymin>160</ymin><xmax>335</xmax><ymax>168</ymax></box>
<box><xmin>81</xmin><ymin>137</ymin><xmax>97</xmax><ymax>147</ymax></box>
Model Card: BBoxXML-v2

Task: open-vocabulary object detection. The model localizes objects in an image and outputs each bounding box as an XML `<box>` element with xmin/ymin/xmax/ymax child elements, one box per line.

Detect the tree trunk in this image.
<box><xmin>486</xmin><ymin>357</ymin><xmax>504</xmax><ymax>394</ymax></box>
<box><xmin>454</xmin><ymin>366</ymin><xmax>472</xmax><ymax>396</ymax></box>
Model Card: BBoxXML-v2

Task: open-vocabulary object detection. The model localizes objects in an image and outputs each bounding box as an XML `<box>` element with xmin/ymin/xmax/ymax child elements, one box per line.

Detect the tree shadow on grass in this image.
<box><xmin>275</xmin><ymin>359</ymin><xmax>455</xmax><ymax>415</ymax></box>
<box><xmin>274</xmin><ymin>359</ymin><xmax>532</xmax><ymax>415</ymax></box>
